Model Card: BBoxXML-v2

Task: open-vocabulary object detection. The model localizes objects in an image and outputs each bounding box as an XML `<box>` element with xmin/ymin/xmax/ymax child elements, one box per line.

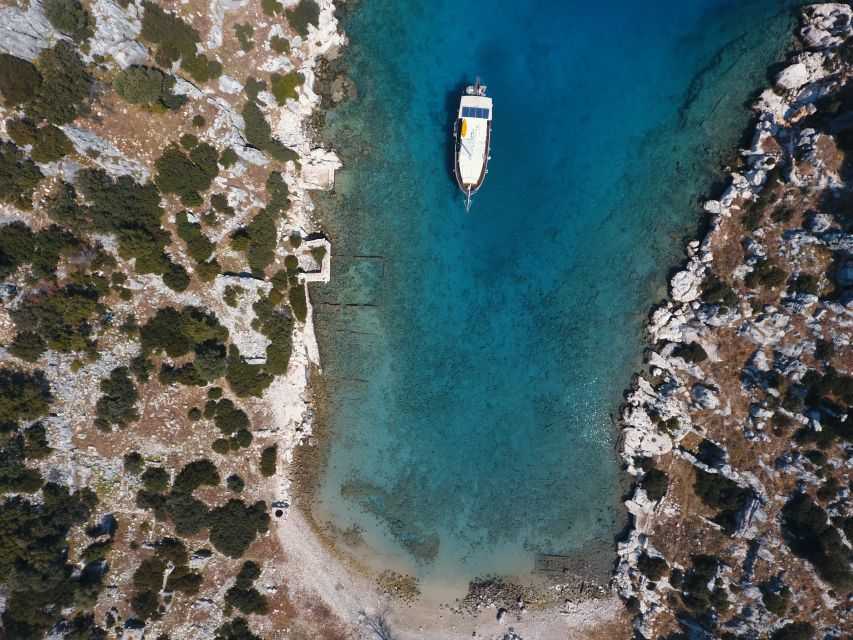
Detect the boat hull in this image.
<box><xmin>454</xmin><ymin>119</ymin><xmax>491</xmax><ymax>197</ymax></box>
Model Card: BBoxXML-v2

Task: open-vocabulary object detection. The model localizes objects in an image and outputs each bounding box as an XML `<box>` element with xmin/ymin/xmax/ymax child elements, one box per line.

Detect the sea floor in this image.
<box><xmin>306</xmin><ymin>0</ymin><xmax>803</xmax><ymax>597</ymax></box>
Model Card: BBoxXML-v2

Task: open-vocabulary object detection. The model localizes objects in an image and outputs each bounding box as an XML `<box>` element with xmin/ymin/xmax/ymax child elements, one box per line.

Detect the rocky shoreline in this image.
<box><xmin>616</xmin><ymin>4</ymin><xmax>853</xmax><ymax>638</ymax></box>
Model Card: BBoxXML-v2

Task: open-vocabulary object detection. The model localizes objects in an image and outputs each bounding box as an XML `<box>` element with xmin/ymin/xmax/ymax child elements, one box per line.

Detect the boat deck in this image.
<box><xmin>455</xmin><ymin>94</ymin><xmax>492</xmax><ymax>191</ymax></box>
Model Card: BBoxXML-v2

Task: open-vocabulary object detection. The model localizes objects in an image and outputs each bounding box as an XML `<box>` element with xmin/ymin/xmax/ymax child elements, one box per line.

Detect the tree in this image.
<box><xmin>259</xmin><ymin>445</ymin><xmax>277</xmax><ymax>477</ymax></box>
<box><xmin>9</xmin><ymin>332</ymin><xmax>47</xmax><ymax>362</ymax></box>
<box><xmin>641</xmin><ymin>468</ymin><xmax>668</xmax><ymax>502</ymax></box>
<box><xmin>43</xmin><ymin>0</ymin><xmax>92</xmax><ymax>41</ymax></box>
<box><xmin>173</xmin><ymin>458</ymin><xmax>220</xmax><ymax>494</ymax></box>
<box><xmin>285</xmin><ymin>0</ymin><xmax>320</xmax><ymax>36</ymax></box>
<box><xmin>29</xmin><ymin>41</ymin><xmax>93</xmax><ymax>124</ymax></box>
<box><xmin>94</xmin><ymin>367</ymin><xmax>139</xmax><ymax>430</ymax></box>
<box><xmin>0</xmin><ymin>368</ymin><xmax>51</xmax><ymax>426</ymax></box>
<box><xmin>0</xmin><ymin>142</ymin><xmax>43</xmax><ymax>209</ymax></box>
<box><xmin>226</xmin><ymin>345</ymin><xmax>273</xmax><ymax>397</ymax></box>
<box><xmin>0</xmin><ymin>54</ymin><xmax>42</xmax><ymax>106</ymax></box>
<box><xmin>31</xmin><ymin>124</ymin><xmax>73</xmax><ymax>163</ymax></box>
<box><xmin>207</xmin><ymin>499</ymin><xmax>269</xmax><ymax>557</ymax></box>
<box><xmin>113</xmin><ymin>66</ymin><xmax>167</xmax><ymax>105</ymax></box>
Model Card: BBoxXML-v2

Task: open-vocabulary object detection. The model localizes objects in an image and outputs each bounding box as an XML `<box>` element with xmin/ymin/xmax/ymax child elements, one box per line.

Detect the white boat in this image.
<box><xmin>454</xmin><ymin>79</ymin><xmax>492</xmax><ymax>211</ymax></box>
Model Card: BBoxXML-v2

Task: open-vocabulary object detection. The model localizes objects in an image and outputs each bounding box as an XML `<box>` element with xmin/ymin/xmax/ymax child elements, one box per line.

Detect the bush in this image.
<box><xmin>260</xmin><ymin>445</ymin><xmax>277</xmax><ymax>477</ymax></box>
<box><xmin>234</xmin><ymin>24</ymin><xmax>254</xmax><ymax>51</ymax></box>
<box><xmin>6</xmin><ymin>117</ymin><xmax>37</xmax><ymax>146</ymax></box>
<box><xmin>270</xmin><ymin>35</ymin><xmax>290</xmax><ymax>54</ymax></box>
<box><xmin>165</xmin><ymin>565</ymin><xmax>203</xmax><ymax>594</ymax></box>
<box><xmin>213</xmin><ymin>399</ymin><xmax>250</xmax><ymax>436</ymax></box>
<box><xmin>173</xmin><ymin>458</ymin><xmax>220</xmax><ymax>494</ymax></box>
<box><xmin>74</xmin><ymin>169</ymin><xmax>170</xmax><ymax>274</ymax></box>
<box><xmin>9</xmin><ymin>332</ymin><xmax>47</xmax><ymax>362</ymax></box>
<box><xmin>194</xmin><ymin>340</ymin><xmax>227</xmax><ymax>382</ymax></box>
<box><xmin>262</xmin><ymin>0</ymin><xmax>282</xmax><ymax>16</ymax></box>
<box><xmin>781</xmin><ymin>493</ymin><xmax>853</xmax><ymax>590</ymax></box>
<box><xmin>192</xmin><ymin>114</ymin><xmax>206</xmax><ymax>127</ymax></box>
<box><xmin>29</xmin><ymin>41</ymin><xmax>93</xmax><ymax>124</ymax></box>
<box><xmin>0</xmin><ymin>54</ymin><xmax>42</xmax><ymax>106</ymax></box>
<box><xmin>693</xmin><ymin>468</ymin><xmax>752</xmax><ymax>535</ymax></box>
<box><xmin>141</xmin><ymin>466</ymin><xmax>169</xmax><ymax>493</ymax></box>
<box><xmin>163</xmin><ymin>260</ymin><xmax>191</xmax><ymax>292</ymax></box>
<box><xmin>242</xmin><ymin>100</ymin><xmax>271</xmax><ymax>149</ymax></box>
<box><xmin>226</xmin><ymin>345</ymin><xmax>273</xmax><ymax>397</ymax></box>
<box><xmin>270</xmin><ymin>71</ymin><xmax>302</xmax><ymax>105</ymax></box>
<box><xmin>140</xmin><ymin>306</ymin><xmax>228</xmax><ymax>357</ymax></box>
<box><xmin>23</xmin><ymin>423</ymin><xmax>51</xmax><ymax>459</ymax></box>
<box><xmin>155</xmin><ymin>143</ymin><xmax>219</xmax><ymax>206</ymax></box>
<box><xmin>771</xmin><ymin>622</ymin><xmax>816</xmax><ymax>640</ymax></box>
<box><xmin>140</xmin><ymin>2</ymin><xmax>219</xmax><ymax>83</ymax></box>
<box><xmin>227</xmin><ymin>474</ymin><xmax>244</xmax><ymax>492</ymax></box>
<box><xmin>94</xmin><ymin>367</ymin><xmax>139</xmax><ymax>430</ymax></box>
<box><xmin>207</xmin><ymin>499</ymin><xmax>269</xmax><ymax>557</ymax></box>
<box><xmin>43</xmin><ymin>0</ymin><xmax>92</xmax><ymax>42</ymax></box>
<box><xmin>642</xmin><ymin>468</ymin><xmax>669</xmax><ymax>502</ymax></box>
<box><xmin>31</xmin><ymin>124</ymin><xmax>73</xmax><ymax>163</ymax></box>
<box><xmin>0</xmin><ymin>142</ymin><xmax>43</xmax><ymax>209</ymax></box>
<box><xmin>285</xmin><ymin>0</ymin><xmax>320</xmax><ymax>36</ymax></box>
<box><xmin>790</xmin><ymin>273</ymin><xmax>819</xmax><ymax>296</ymax></box>
<box><xmin>266</xmin><ymin>171</ymin><xmax>289</xmax><ymax>214</ymax></box>
<box><xmin>814</xmin><ymin>338</ymin><xmax>835</xmax><ymax>361</ymax></box>
<box><xmin>673</xmin><ymin>342</ymin><xmax>707</xmax><ymax>363</ymax></box>
<box><xmin>745</xmin><ymin>259</ymin><xmax>787</xmax><ymax>290</ymax></box>
<box><xmin>0</xmin><ymin>368</ymin><xmax>51</xmax><ymax>426</ymax></box>
<box><xmin>175</xmin><ymin>211</ymin><xmax>215</xmax><ymax>263</ymax></box>
<box><xmin>219</xmin><ymin>148</ymin><xmax>238</xmax><ymax>168</ymax></box>
<box><xmin>113</xmin><ymin>66</ymin><xmax>171</xmax><ymax>106</ymax></box>
<box><xmin>288</xmin><ymin>283</ymin><xmax>308</xmax><ymax>322</ymax></box>
<box><xmin>215</xmin><ymin>618</ymin><xmax>262</xmax><ymax>640</ymax></box>
<box><xmin>637</xmin><ymin>552</ymin><xmax>668</xmax><ymax>581</ymax></box>
<box><xmin>123</xmin><ymin>452</ymin><xmax>144</xmax><ymax>475</ymax></box>
<box><xmin>225</xmin><ymin>586</ymin><xmax>268</xmax><ymax>615</ymax></box>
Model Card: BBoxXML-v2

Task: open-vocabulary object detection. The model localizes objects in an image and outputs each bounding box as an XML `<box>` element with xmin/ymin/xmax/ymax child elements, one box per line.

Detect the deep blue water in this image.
<box><xmin>309</xmin><ymin>0</ymin><xmax>801</xmax><ymax>596</ymax></box>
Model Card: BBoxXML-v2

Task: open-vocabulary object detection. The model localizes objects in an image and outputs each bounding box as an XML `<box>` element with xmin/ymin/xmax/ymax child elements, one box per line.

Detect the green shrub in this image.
<box><xmin>637</xmin><ymin>552</ymin><xmax>668</xmax><ymax>581</ymax></box>
<box><xmin>693</xmin><ymin>468</ymin><xmax>752</xmax><ymax>535</ymax></box>
<box><xmin>225</xmin><ymin>345</ymin><xmax>273</xmax><ymax>397</ymax></box>
<box><xmin>782</xmin><ymin>493</ymin><xmax>853</xmax><ymax>591</ymax></box>
<box><xmin>194</xmin><ymin>340</ymin><xmax>228</xmax><ymax>382</ymax></box>
<box><xmin>673</xmin><ymin>342</ymin><xmax>707</xmax><ymax>363</ymax></box>
<box><xmin>9</xmin><ymin>332</ymin><xmax>47</xmax><ymax>362</ymax></box>
<box><xmin>242</xmin><ymin>100</ymin><xmax>271</xmax><ymax>149</ymax></box>
<box><xmin>43</xmin><ymin>0</ymin><xmax>92</xmax><ymax>41</ymax></box>
<box><xmin>771</xmin><ymin>622</ymin><xmax>816</xmax><ymax>640</ymax></box>
<box><xmin>266</xmin><ymin>171</ymin><xmax>289</xmax><ymax>214</ymax></box>
<box><xmin>270</xmin><ymin>71</ymin><xmax>302</xmax><ymax>105</ymax></box>
<box><xmin>269</xmin><ymin>35</ymin><xmax>290</xmax><ymax>54</ymax></box>
<box><xmin>140</xmin><ymin>306</ymin><xmax>228</xmax><ymax>357</ymax></box>
<box><xmin>31</xmin><ymin>124</ymin><xmax>73</xmax><ymax>163</ymax></box>
<box><xmin>212</xmin><ymin>399</ymin><xmax>250</xmax><ymax>435</ymax></box>
<box><xmin>155</xmin><ymin>143</ymin><xmax>219</xmax><ymax>206</ymax></box>
<box><xmin>6</xmin><ymin>117</ymin><xmax>37</xmax><ymax>146</ymax></box>
<box><xmin>141</xmin><ymin>466</ymin><xmax>169</xmax><ymax>493</ymax></box>
<box><xmin>219</xmin><ymin>148</ymin><xmax>238</xmax><ymax>168</ymax></box>
<box><xmin>0</xmin><ymin>368</ymin><xmax>51</xmax><ymax>426</ymax></box>
<box><xmin>0</xmin><ymin>54</ymin><xmax>42</xmax><ymax>106</ymax></box>
<box><xmin>23</xmin><ymin>423</ymin><xmax>52</xmax><ymax>459</ymax></box>
<box><xmin>215</xmin><ymin>618</ymin><xmax>262</xmax><ymax>640</ymax></box>
<box><xmin>12</xmin><ymin>282</ymin><xmax>100</xmax><ymax>353</ymax></box>
<box><xmin>745</xmin><ymin>259</ymin><xmax>787</xmax><ymax>290</ymax></box>
<box><xmin>29</xmin><ymin>41</ymin><xmax>93</xmax><ymax>124</ymax></box>
<box><xmin>0</xmin><ymin>142</ymin><xmax>43</xmax><ymax>209</ymax></box>
<box><xmin>790</xmin><ymin>273</ymin><xmax>819</xmax><ymax>296</ymax></box>
<box><xmin>163</xmin><ymin>260</ymin><xmax>191</xmax><ymax>292</ymax></box>
<box><xmin>234</xmin><ymin>24</ymin><xmax>254</xmax><ymax>51</ymax></box>
<box><xmin>140</xmin><ymin>2</ymin><xmax>219</xmax><ymax>83</ymax></box>
<box><xmin>0</xmin><ymin>221</ymin><xmax>35</xmax><ymax>278</ymax></box>
<box><xmin>173</xmin><ymin>458</ymin><xmax>220</xmax><ymax>494</ymax></box>
<box><xmin>288</xmin><ymin>283</ymin><xmax>308</xmax><ymax>322</ymax></box>
<box><xmin>123</xmin><ymin>451</ymin><xmax>144</xmax><ymax>475</ymax></box>
<box><xmin>285</xmin><ymin>0</ymin><xmax>320</xmax><ymax>36</ymax></box>
<box><xmin>227</xmin><ymin>474</ymin><xmax>244</xmax><ymax>492</ymax></box>
<box><xmin>207</xmin><ymin>499</ymin><xmax>269</xmax><ymax>557</ymax></box>
<box><xmin>262</xmin><ymin>0</ymin><xmax>283</xmax><ymax>16</ymax></box>
<box><xmin>260</xmin><ymin>445</ymin><xmax>277</xmax><ymax>477</ymax></box>
<box><xmin>225</xmin><ymin>585</ymin><xmax>268</xmax><ymax>615</ymax></box>
<box><xmin>642</xmin><ymin>468</ymin><xmax>669</xmax><ymax>502</ymax></box>
<box><xmin>175</xmin><ymin>211</ymin><xmax>215</xmax><ymax>263</ymax></box>
<box><xmin>75</xmin><ymin>169</ymin><xmax>170</xmax><ymax>274</ymax></box>
<box><xmin>95</xmin><ymin>366</ymin><xmax>139</xmax><ymax>430</ymax></box>
<box><xmin>113</xmin><ymin>66</ymin><xmax>171</xmax><ymax>106</ymax></box>
<box><xmin>165</xmin><ymin>565</ymin><xmax>203</xmax><ymax>594</ymax></box>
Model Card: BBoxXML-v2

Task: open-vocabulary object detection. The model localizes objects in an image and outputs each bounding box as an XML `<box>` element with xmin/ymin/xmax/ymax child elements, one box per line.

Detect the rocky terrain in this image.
<box><xmin>617</xmin><ymin>4</ymin><xmax>853</xmax><ymax>639</ymax></box>
<box><xmin>0</xmin><ymin>0</ymin><xmax>349</xmax><ymax>638</ymax></box>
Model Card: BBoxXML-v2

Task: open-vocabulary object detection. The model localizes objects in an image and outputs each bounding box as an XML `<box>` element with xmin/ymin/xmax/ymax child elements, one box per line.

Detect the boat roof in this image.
<box><xmin>459</xmin><ymin>95</ymin><xmax>492</xmax><ymax>120</ymax></box>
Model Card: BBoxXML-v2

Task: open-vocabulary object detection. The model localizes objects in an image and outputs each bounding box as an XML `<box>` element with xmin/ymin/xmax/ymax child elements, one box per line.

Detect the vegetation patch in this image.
<box><xmin>285</xmin><ymin>0</ymin><xmax>320</xmax><ymax>37</ymax></box>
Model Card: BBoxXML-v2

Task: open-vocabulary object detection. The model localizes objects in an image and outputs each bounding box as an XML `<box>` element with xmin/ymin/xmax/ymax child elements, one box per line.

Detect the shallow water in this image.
<box><xmin>308</xmin><ymin>0</ymin><xmax>801</xmax><ymax>595</ymax></box>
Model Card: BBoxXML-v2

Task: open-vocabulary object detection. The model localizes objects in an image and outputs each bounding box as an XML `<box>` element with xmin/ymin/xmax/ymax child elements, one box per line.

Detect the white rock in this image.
<box><xmin>775</xmin><ymin>63</ymin><xmax>810</xmax><ymax>91</ymax></box>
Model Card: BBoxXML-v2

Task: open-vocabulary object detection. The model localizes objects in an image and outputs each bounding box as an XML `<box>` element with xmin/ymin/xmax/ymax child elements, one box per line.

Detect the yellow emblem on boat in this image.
<box><xmin>461</xmin><ymin>118</ymin><xmax>467</xmax><ymax>137</ymax></box>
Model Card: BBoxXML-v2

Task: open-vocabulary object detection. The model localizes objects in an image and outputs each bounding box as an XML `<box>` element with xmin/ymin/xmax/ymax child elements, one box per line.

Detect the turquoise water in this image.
<box><xmin>309</xmin><ymin>0</ymin><xmax>801</xmax><ymax>594</ymax></box>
